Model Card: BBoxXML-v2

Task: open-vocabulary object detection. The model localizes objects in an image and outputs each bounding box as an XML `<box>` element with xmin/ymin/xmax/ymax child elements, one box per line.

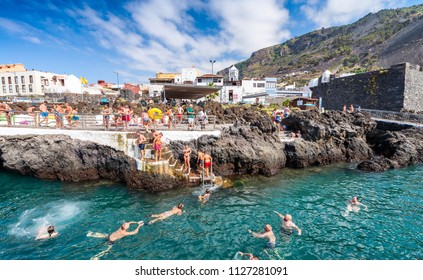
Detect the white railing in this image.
<box><xmin>0</xmin><ymin>111</ymin><xmax>217</xmax><ymax>131</ymax></box>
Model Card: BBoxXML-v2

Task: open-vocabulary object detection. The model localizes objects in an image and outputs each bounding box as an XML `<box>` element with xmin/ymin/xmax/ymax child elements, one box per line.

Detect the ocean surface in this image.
<box><xmin>0</xmin><ymin>163</ymin><xmax>422</xmax><ymax>260</ymax></box>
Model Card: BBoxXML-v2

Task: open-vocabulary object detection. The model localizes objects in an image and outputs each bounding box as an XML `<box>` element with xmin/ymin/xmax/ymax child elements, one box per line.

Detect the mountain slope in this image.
<box><xmin>218</xmin><ymin>4</ymin><xmax>423</xmax><ymax>86</ymax></box>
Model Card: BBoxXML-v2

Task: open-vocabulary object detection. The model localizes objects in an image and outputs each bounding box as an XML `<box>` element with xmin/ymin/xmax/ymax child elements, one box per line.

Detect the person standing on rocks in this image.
<box><xmin>153</xmin><ymin>132</ymin><xmax>163</xmax><ymax>161</ymax></box>
<box><xmin>248</xmin><ymin>224</ymin><xmax>276</xmax><ymax>249</ymax></box>
<box><xmin>183</xmin><ymin>145</ymin><xmax>191</xmax><ymax>174</ymax></box>
<box><xmin>197</xmin><ymin>150</ymin><xmax>204</xmax><ymax>172</ymax></box>
<box><xmin>274</xmin><ymin>211</ymin><xmax>302</xmax><ymax>235</ymax></box>
<box><xmin>135</xmin><ymin>131</ymin><xmax>147</xmax><ymax>161</ymax></box>
<box><xmin>203</xmin><ymin>152</ymin><xmax>213</xmax><ymax>178</ymax></box>
<box><xmin>283</xmin><ymin>106</ymin><xmax>291</xmax><ymax>118</ymax></box>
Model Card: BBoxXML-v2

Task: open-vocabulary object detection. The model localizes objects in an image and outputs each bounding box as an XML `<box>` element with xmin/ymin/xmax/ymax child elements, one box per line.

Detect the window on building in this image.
<box><xmin>8</xmin><ymin>77</ymin><xmax>12</xmax><ymax>84</ymax></box>
<box><xmin>253</xmin><ymin>83</ymin><xmax>257</xmax><ymax>87</ymax></box>
<box><xmin>213</xmin><ymin>78</ymin><xmax>218</xmax><ymax>83</ymax></box>
<box><xmin>1</xmin><ymin>77</ymin><xmax>4</xmax><ymax>84</ymax></box>
<box><xmin>22</xmin><ymin>85</ymin><xmax>26</xmax><ymax>93</ymax></box>
<box><xmin>15</xmin><ymin>76</ymin><xmax>18</xmax><ymax>84</ymax></box>
<box><xmin>257</xmin><ymin>83</ymin><xmax>265</xmax><ymax>88</ymax></box>
<box><xmin>229</xmin><ymin>90</ymin><xmax>233</xmax><ymax>102</ymax></box>
<box><xmin>21</xmin><ymin>76</ymin><xmax>25</xmax><ymax>84</ymax></box>
<box><xmin>218</xmin><ymin>79</ymin><xmax>222</xmax><ymax>83</ymax></box>
<box><xmin>29</xmin><ymin>75</ymin><xmax>33</xmax><ymax>83</ymax></box>
<box><xmin>41</xmin><ymin>85</ymin><xmax>44</xmax><ymax>91</ymax></box>
<box><xmin>198</xmin><ymin>79</ymin><xmax>202</xmax><ymax>83</ymax></box>
<box><xmin>29</xmin><ymin>84</ymin><xmax>33</xmax><ymax>92</ymax></box>
<box><xmin>9</xmin><ymin>85</ymin><xmax>12</xmax><ymax>93</ymax></box>
<box><xmin>2</xmin><ymin>85</ymin><xmax>6</xmax><ymax>93</ymax></box>
<box><xmin>16</xmin><ymin>85</ymin><xmax>19</xmax><ymax>93</ymax></box>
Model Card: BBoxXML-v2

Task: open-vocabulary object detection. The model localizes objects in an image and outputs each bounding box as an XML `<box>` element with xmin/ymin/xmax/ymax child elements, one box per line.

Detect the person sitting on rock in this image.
<box><xmin>148</xmin><ymin>203</ymin><xmax>184</xmax><ymax>225</ymax></box>
<box><xmin>274</xmin><ymin>211</ymin><xmax>302</xmax><ymax>235</ymax></box>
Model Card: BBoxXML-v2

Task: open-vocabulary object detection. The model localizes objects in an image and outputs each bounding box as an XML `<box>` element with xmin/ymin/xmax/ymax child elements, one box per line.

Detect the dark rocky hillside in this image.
<box><xmin>218</xmin><ymin>4</ymin><xmax>423</xmax><ymax>87</ymax></box>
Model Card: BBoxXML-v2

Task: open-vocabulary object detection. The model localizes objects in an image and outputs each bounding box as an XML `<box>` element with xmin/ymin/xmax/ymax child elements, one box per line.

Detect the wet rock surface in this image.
<box><xmin>0</xmin><ymin>134</ymin><xmax>184</xmax><ymax>192</ymax></box>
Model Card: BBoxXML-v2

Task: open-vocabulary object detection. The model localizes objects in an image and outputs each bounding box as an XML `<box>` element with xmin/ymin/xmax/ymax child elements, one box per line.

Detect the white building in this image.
<box><xmin>1</xmin><ymin>64</ymin><xmax>83</xmax><ymax>97</ymax></box>
<box><xmin>241</xmin><ymin>78</ymin><xmax>266</xmax><ymax>95</ymax></box>
<box><xmin>181</xmin><ymin>67</ymin><xmax>200</xmax><ymax>84</ymax></box>
<box><xmin>228</xmin><ymin>65</ymin><xmax>239</xmax><ymax>81</ymax></box>
<box><xmin>195</xmin><ymin>74</ymin><xmax>224</xmax><ymax>86</ymax></box>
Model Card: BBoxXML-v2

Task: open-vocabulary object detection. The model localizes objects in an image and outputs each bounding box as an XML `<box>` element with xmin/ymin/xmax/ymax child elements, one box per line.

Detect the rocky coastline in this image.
<box><xmin>0</xmin><ymin>108</ymin><xmax>421</xmax><ymax>192</ymax></box>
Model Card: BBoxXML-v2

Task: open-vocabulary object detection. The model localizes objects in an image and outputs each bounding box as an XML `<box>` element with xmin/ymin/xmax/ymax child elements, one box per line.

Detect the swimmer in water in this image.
<box><xmin>274</xmin><ymin>211</ymin><xmax>302</xmax><ymax>235</ymax></box>
<box><xmin>35</xmin><ymin>225</ymin><xmax>58</xmax><ymax>240</ymax></box>
<box><xmin>87</xmin><ymin>221</ymin><xmax>143</xmax><ymax>260</ymax></box>
<box><xmin>148</xmin><ymin>203</ymin><xmax>184</xmax><ymax>225</ymax></box>
<box><xmin>348</xmin><ymin>196</ymin><xmax>368</xmax><ymax>211</ymax></box>
<box><xmin>248</xmin><ymin>224</ymin><xmax>276</xmax><ymax>249</ymax></box>
<box><xmin>198</xmin><ymin>189</ymin><xmax>211</xmax><ymax>204</ymax></box>
<box><xmin>238</xmin><ymin>252</ymin><xmax>259</xmax><ymax>260</ymax></box>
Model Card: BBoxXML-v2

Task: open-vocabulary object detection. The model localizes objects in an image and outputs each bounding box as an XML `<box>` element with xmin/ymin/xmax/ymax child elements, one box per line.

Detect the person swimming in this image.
<box><xmin>198</xmin><ymin>189</ymin><xmax>211</xmax><ymax>204</ymax></box>
<box><xmin>35</xmin><ymin>225</ymin><xmax>58</xmax><ymax>240</ymax></box>
<box><xmin>87</xmin><ymin>221</ymin><xmax>144</xmax><ymax>260</ymax></box>
<box><xmin>248</xmin><ymin>224</ymin><xmax>276</xmax><ymax>249</ymax></box>
<box><xmin>237</xmin><ymin>252</ymin><xmax>259</xmax><ymax>260</ymax></box>
<box><xmin>274</xmin><ymin>211</ymin><xmax>302</xmax><ymax>235</ymax></box>
<box><xmin>347</xmin><ymin>196</ymin><xmax>368</xmax><ymax>212</ymax></box>
<box><xmin>148</xmin><ymin>203</ymin><xmax>184</xmax><ymax>225</ymax></box>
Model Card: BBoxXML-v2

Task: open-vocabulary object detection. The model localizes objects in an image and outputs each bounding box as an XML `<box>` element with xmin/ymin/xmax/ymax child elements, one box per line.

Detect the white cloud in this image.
<box><xmin>301</xmin><ymin>0</ymin><xmax>407</xmax><ymax>27</ymax></box>
<box><xmin>70</xmin><ymin>0</ymin><xmax>291</xmax><ymax>81</ymax></box>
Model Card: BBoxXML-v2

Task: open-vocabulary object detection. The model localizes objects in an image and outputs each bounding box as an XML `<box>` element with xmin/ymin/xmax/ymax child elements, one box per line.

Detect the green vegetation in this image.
<box><xmin>227</xmin><ymin>4</ymin><xmax>423</xmax><ymax>85</ymax></box>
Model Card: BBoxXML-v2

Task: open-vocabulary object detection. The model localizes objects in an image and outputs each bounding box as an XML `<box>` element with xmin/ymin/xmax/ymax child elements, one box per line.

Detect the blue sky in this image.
<box><xmin>1</xmin><ymin>0</ymin><xmax>421</xmax><ymax>85</ymax></box>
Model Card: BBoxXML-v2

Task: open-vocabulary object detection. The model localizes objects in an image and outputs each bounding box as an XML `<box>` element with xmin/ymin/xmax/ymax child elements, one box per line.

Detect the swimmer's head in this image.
<box><xmin>47</xmin><ymin>226</ymin><xmax>55</xmax><ymax>236</ymax></box>
<box><xmin>252</xmin><ymin>256</ymin><xmax>259</xmax><ymax>260</ymax></box>
<box><xmin>352</xmin><ymin>196</ymin><xmax>358</xmax><ymax>203</ymax></box>
<box><xmin>284</xmin><ymin>214</ymin><xmax>292</xmax><ymax>222</ymax></box>
<box><xmin>177</xmin><ymin>203</ymin><xmax>184</xmax><ymax>209</ymax></box>
<box><xmin>121</xmin><ymin>223</ymin><xmax>130</xmax><ymax>231</ymax></box>
<box><xmin>205</xmin><ymin>189</ymin><xmax>210</xmax><ymax>194</ymax></box>
<box><xmin>264</xmin><ymin>224</ymin><xmax>272</xmax><ymax>232</ymax></box>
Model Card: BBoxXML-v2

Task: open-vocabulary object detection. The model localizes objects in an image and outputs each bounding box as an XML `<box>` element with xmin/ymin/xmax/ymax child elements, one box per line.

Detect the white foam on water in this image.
<box><xmin>8</xmin><ymin>200</ymin><xmax>88</xmax><ymax>238</ymax></box>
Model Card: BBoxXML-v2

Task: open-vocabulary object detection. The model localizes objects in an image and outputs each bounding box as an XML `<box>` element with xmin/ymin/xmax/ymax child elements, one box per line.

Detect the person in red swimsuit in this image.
<box><xmin>203</xmin><ymin>152</ymin><xmax>212</xmax><ymax>178</ymax></box>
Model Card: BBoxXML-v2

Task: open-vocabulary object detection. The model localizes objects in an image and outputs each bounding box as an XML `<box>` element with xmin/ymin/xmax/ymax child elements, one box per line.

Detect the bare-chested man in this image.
<box><xmin>177</xmin><ymin>104</ymin><xmax>184</xmax><ymax>125</ymax></box>
<box><xmin>148</xmin><ymin>203</ymin><xmax>184</xmax><ymax>225</ymax></box>
<box><xmin>248</xmin><ymin>224</ymin><xmax>276</xmax><ymax>249</ymax></box>
<box><xmin>135</xmin><ymin>131</ymin><xmax>147</xmax><ymax>160</ymax></box>
<box><xmin>203</xmin><ymin>152</ymin><xmax>213</xmax><ymax>178</ymax></box>
<box><xmin>153</xmin><ymin>132</ymin><xmax>163</xmax><ymax>161</ymax></box>
<box><xmin>197</xmin><ymin>150</ymin><xmax>204</xmax><ymax>172</ymax></box>
<box><xmin>122</xmin><ymin>105</ymin><xmax>133</xmax><ymax>131</ymax></box>
<box><xmin>35</xmin><ymin>225</ymin><xmax>58</xmax><ymax>240</ymax></box>
<box><xmin>274</xmin><ymin>211</ymin><xmax>302</xmax><ymax>235</ymax></box>
<box><xmin>63</xmin><ymin>103</ymin><xmax>73</xmax><ymax>126</ymax></box>
<box><xmin>87</xmin><ymin>221</ymin><xmax>143</xmax><ymax>260</ymax></box>
<box><xmin>39</xmin><ymin>101</ymin><xmax>49</xmax><ymax>127</ymax></box>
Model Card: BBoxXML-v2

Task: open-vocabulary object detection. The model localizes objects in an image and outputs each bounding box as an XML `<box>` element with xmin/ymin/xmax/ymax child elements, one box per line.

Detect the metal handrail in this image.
<box><xmin>0</xmin><ymin>111</ymin><xmax>218</xmax><ymax>131</ymax></box>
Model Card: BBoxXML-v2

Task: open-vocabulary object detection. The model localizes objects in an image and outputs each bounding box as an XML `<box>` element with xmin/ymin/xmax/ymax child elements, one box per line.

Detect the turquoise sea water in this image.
<box><xmin>0</xmin><ymin>163</ymin><xmax>422</xmax><ymax>260</ymax></box>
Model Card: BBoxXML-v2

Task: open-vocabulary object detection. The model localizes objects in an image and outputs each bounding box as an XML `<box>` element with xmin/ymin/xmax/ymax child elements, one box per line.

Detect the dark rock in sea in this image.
<box><xmin>358</xmin><ymin>127</ymin><xmax>423</xmax><ymax>171</ymax></box>
<box><xmin>169</xmin><ymin>111</ymin><xmax>285</xmax><ymax>176</ymax></box>
<box><xmin>282</xmin><ymin>110</ymin><xmax>376</xmax><ymax>168</ymax></box>
<box><xmin>0</xmin><ymin>135</ymin><xmax>184</xmax><ymax>192</ymax></box>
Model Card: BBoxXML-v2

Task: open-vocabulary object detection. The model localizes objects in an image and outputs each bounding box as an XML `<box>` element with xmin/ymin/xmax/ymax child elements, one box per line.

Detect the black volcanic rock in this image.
<box><xmin>0</xmin><ymin>135</ymin><xmax>184</xmax><ymax>192</ymax></box>
<box><xmin>169</xmin><ymin>111</ymin><xmax>285</xmax><ymax>177</ymax></box>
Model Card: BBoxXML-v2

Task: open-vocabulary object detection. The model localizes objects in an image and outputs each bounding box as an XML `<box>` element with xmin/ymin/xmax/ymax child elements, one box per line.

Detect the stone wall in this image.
<box><xmin>311</xmin><ymin>64</ymin><xmax>407</xmax><ymax>111</ymax></box>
